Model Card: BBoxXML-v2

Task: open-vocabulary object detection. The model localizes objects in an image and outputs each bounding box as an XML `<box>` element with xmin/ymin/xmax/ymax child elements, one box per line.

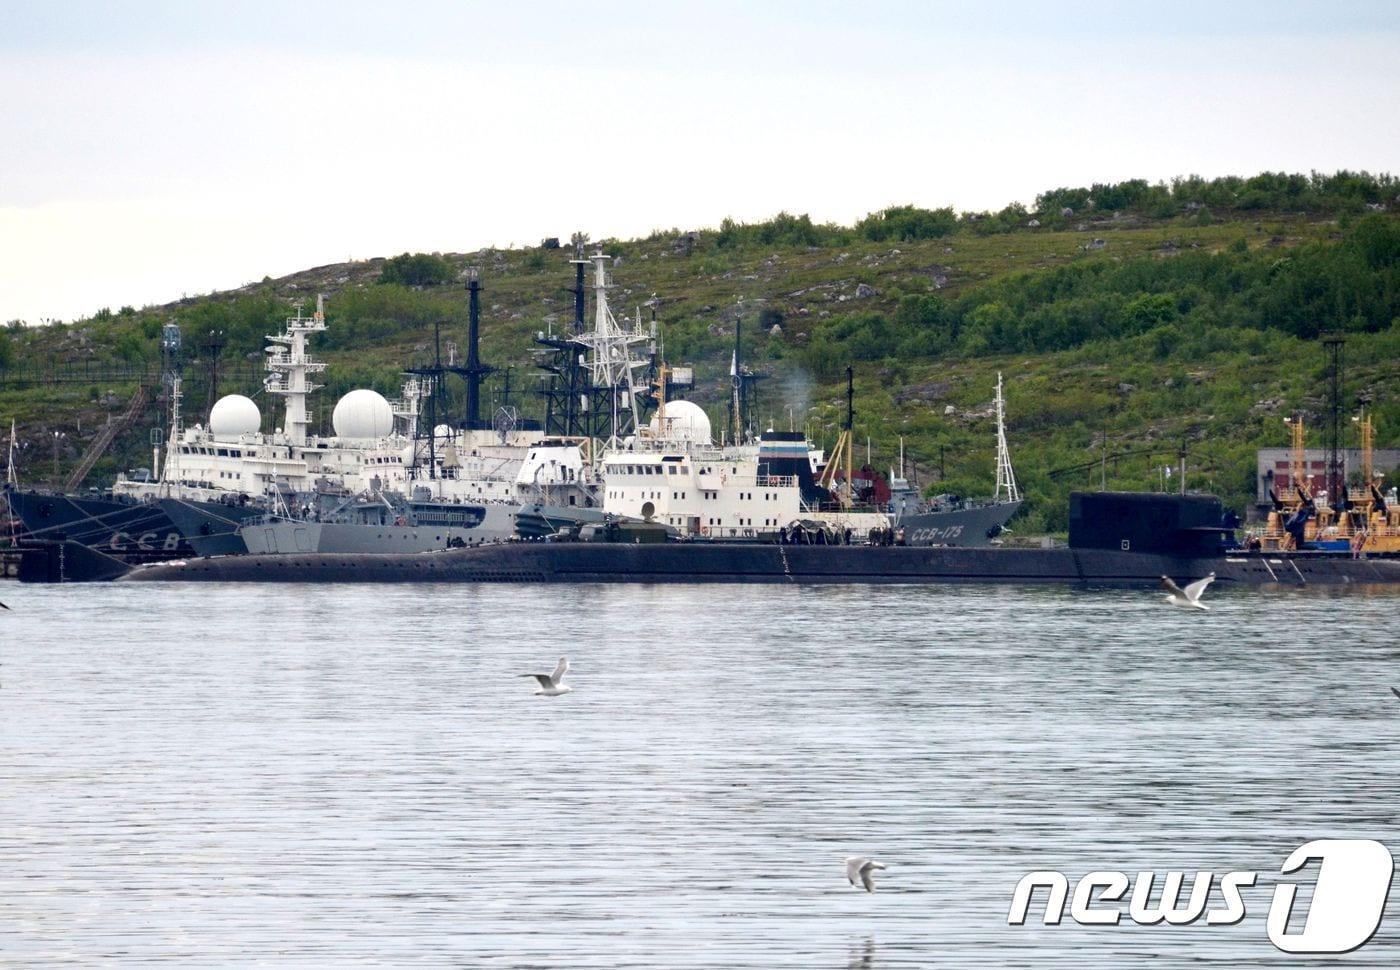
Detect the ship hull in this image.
<box><xmin>113</xmin><ymin>541</ymin><xmax>1400</xmax><ymax>586</ymax></box>
<box><xmin>897</xmin><ymin>500</ymin><xmax>1022</xmax><ymax>547</ymax></box>
<box><xmin>236</xmin><ymin>505</ymin><xmax>518</xmax><ymax>555</ymax></box>
<box><xmin>160</xmin><ymin>497</ymin><xmax>263</xmax><ymax>557</ymax></box>
<box><xmin>6</xmin><ymin>487</ymin><xmax>262</xmax><ymax>563</ymax></box>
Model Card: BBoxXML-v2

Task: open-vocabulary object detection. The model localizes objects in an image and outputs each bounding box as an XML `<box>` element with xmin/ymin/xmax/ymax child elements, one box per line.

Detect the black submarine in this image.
<box><xmin>21</xmin><ymin>491</ymin><xmax>1396</xmax><ymax>586</ymax></box>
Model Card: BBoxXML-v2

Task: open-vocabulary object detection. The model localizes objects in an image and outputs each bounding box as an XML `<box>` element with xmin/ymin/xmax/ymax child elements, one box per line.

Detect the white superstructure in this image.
<box><xmin>112</xmin><ymin>296</ymin><xmax>596</xmax><ymax>513</ymax></box>
<box><xmin>598</xmin><ymin>415</ymin><xmax>889</xmax><ymax>540</ymax></box>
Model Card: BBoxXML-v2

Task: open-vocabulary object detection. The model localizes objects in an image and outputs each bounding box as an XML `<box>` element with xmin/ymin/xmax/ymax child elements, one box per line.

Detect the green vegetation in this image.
<box><xmin>379</xmin><ymin>251</ymin><xmax>455</xmax><ymax>287</ymax></box>
<box><xmin>3</xmin><ymin>170</ymin><xmax>1397</xmax><ymax>530</ymax></box>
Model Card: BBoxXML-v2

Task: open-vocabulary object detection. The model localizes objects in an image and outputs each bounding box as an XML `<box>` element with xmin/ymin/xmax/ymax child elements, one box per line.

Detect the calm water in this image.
<box><xmin>3</xmin><ymin>582</ymin><xmax>1399</xmax><ymax>967</ymax></box>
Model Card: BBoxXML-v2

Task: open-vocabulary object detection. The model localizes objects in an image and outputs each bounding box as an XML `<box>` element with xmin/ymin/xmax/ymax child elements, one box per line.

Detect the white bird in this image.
<box><xmin>520</xmin><ymin>656</ymin><xmax>571</xmax><ymax>696</ymax></box>
<box><xmin>1161</xmin><ymin>572</ymin><xmax>1215</xmax><ymax>610</ymax></box>
<box><xmin>846</xmin><ymin>856</ymin><xmax>887</xmax><ymax>893</ymax></box>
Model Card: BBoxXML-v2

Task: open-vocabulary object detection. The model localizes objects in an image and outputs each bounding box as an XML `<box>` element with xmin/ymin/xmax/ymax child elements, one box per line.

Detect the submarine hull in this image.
<box><xmin>115</xmin><ymin>541</ymin><xmax>1400</xmax><ymax>586</ymax></box>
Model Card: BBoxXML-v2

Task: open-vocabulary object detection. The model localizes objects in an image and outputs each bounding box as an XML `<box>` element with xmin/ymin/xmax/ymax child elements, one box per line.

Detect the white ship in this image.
<box><xmin>132</xmin><ymin>292</ymin><xmax>596</xmax><ymax>555</ymax></box>
<box><xmin>559</xmin><ymin>253</ymin><xmax>889</xmax><ymax>542</ymax></box>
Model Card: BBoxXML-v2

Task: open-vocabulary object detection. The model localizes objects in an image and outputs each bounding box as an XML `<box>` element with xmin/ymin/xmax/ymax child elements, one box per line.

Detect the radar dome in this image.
<box><xmin>332</xmin><ymin>389</ymin><xmax>394</xmax><ymax>440</ymax></box>
<box><xmin>208</xmin><ymin>394</ymin><xmax>261</xmax><ymax>437</ymax></box>
<box><xmin>648</xmin><ymin>399</ymin><xmax>711</xmax><ymax>445</ymax></box>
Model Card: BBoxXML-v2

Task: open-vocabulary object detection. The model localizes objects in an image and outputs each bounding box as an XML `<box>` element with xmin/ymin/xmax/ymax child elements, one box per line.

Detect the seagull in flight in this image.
<box><xmin>520</xmin><ymin>657</ymin><xmax>572</xmax><ymax>696</ymax></box>
<box><xmin>1160</xmin><ymin>573</ymin><xmax>1215</xmax><ymax>610</ymax></box>
<box><xmin>846</xmin><ymin>856</ymin><xmax>887</xmax><ymax>893</ymax></box>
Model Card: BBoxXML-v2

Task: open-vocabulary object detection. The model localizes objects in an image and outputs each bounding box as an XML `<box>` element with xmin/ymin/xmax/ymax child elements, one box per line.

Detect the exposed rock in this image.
<box><xmin>893</xmin><ymin>380</ymin><xmax>952</xmax><ymax>405</ymax></box>
<box><xmin>1027</xmin><ymin>219</ymin><xmax>1041</xmax><ymax>228</ymax></box>
<box><xmin>854</xmin><ymin>283</ymin><xmax>877</xmax><ymax>299</ymax></box>
<box><xmin>1117</xmin><ymin>382</ymin><xmax>1136</xmax><ymax>394</ymax></box>
<box><xmin>1061</xmin><ymin>207</ymin><xmax>1075</xmax><ymax>217</ymax></box>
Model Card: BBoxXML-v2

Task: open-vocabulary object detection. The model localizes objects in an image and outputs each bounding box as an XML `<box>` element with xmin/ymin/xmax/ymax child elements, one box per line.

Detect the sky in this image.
<box><xmin>2</xmin><ymin>0</ymin><xmax>1397</xmax><ymax>324</ymax></box>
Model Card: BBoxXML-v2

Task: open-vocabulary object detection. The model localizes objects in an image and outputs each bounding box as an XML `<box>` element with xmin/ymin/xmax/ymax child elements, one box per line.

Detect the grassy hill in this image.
<box><xmin>3</xmin><ymin>171</ymin><xmax>1398</xmax><ymax>533</ymax></box>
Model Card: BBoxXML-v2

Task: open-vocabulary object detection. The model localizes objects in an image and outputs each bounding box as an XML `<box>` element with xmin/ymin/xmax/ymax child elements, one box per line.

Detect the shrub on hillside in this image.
<box><xmin>715</xmin><ymin>212</ymin><xmax>847</xmax><ymax>249</ymax></box>
<box><xmin>856</xmin><ymin>205</ymin><xmax>957</xmax><ymax>242</ymax></box>
<box><xmin>379</xmin><ymin>252</ymin><xmax>455</xmax><ymax>287</ymax></box>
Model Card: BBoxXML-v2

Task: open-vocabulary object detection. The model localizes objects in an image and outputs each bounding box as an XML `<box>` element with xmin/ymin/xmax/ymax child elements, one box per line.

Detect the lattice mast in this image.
<box><xmin>574</xmin><ymin>253</ymin><xmax>647</xmax><ymax>449</ymax></box>
<box><xmin>993</xmin><ymin>372</ymin><xmax>1021</xmax><ymax>504</ymax></box>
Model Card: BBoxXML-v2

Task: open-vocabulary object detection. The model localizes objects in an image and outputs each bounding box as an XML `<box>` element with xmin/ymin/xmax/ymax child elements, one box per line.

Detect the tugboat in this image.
<box><xmin>1255</xmin><ymin>412</ymin><xmax>1400</xmax><ymax>556</ymax></box>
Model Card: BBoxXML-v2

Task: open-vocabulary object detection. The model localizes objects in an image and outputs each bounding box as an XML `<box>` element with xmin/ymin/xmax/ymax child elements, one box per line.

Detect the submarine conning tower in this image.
<box><xmin>1069</xmin><ymin>491</ymin><xmax>1237</xmax><ymax>556</ymax></box>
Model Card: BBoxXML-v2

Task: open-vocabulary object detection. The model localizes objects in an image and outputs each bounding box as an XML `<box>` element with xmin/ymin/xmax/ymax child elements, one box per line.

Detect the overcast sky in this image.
<box><xmin>2</xmin><ymin>0</ymin><xmax>1397</xmax><ymax>324</ymax></box>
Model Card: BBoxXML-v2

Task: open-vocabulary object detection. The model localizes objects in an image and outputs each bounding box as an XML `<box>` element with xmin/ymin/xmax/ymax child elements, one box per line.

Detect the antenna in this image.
<box><xmin>202</xmin><ymin>328</ymin><xmax>225</xmax><ymax>419</ymax></box>
<box><xmin>845</xmin><ymin>366</ymin><xmax>854</xmax><ymax>506</ymax></box>
<box><xmin>1323</xmin><ymin>334</ymin><xmax>1346</xmax><ymax>505</ymax></box>
<box><xmin>993</xmin><ymin>372</ymin><xmax>1021</xmax><ymax>504</ymax></box>
<box><xmin>463</xmin><ymin>269</ymin><xmax>494</xmax><ymax>429</ymax></box>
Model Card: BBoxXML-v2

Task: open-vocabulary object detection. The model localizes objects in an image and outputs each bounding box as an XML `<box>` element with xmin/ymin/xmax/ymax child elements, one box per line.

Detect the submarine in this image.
<box><xmin>18</xmin><ymin>491</ymin><xmax>1390</xmax><ymax>586</ymax></box>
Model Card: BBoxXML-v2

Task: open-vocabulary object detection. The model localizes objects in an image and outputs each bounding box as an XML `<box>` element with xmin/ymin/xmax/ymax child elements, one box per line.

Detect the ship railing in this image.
<box><xmin>756</xmin><ymin>474</ymin><xmax>797</xmax><ymax>488</ymax></box>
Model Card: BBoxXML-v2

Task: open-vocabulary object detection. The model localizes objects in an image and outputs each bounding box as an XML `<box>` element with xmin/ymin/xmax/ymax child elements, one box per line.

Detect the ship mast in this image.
<box><xmin>1355</xmin><ymin>409</ymin><xmax>1374</xmax><ymax>486</ymax></box>
<box><xmin>730</xmin><ymin>315</ymin><xmax>742</xmax><ymax>444</ymax></box>
<box><xmin>158</xmin><ymin>322</ymin><xmax>183</xmax><ymax>493</ymax></box>
<box><xmin>574</xmin><ymin>252</ymin><xmax>647</xmax><ymax>450</ymax></box>
<box><xmin>993</xmin><ymin>372</ymin><xmax>1020</xmax><ymax>504</ymax></box>
<box><xmin>5</xmin><ymin>418</ymin><xmax>17</xmax><ymax>487</ymax></box>
<box><xmin>1285</xmin><ymin>414</ymin><xmax>1306</xmax><ymax>498</ymax></box>
<box><xmin>264</xmin><ymin>295</ymin><xmax>328</xmax><ymax>447</ymax></box>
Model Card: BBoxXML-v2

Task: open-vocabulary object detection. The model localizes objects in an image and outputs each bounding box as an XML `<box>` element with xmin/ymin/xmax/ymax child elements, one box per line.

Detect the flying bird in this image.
<box><xmin>520</xmin><ymin>656</ymin><xmax>572</xmax><ymax>696</ymax></box>
<box><xmin>846</xmin><ymin>856</ymin><xmax>887</xmax><ymax>893</ymax></box>
<box><xmin>1160</xmin><ymin>573</ymin><xmax>1215</xmax><ymax>610</ymax></box>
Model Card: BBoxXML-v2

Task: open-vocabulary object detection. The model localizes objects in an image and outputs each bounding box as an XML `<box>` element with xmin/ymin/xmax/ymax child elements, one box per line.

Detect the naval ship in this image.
<box><xmin>22</xmin><ymin>489</ymin><xmax>1394</xmax><ymax>585</ymax></box>
<box><xmin>6</xmin><ymin>284</ymin><xmax>596</xmax><ymax>562</ymax></box>
<box><xmin>885</xmin><ymin>372</ymin><xmax>1022</xmax><ymax>546</ymax></box>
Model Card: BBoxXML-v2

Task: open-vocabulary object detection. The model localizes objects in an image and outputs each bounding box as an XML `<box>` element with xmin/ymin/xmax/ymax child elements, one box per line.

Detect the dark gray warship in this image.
<box><xmin>28</xmin><ymin>491</ymin><xmax>1381</xmax><ymax>586</ymax></box>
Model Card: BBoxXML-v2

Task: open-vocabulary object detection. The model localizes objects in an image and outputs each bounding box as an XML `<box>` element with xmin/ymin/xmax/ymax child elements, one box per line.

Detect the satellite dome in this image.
<box><xmin>332</xmin><ymin>389</ymin><xmax>394</xmax><ymax>440</ymax></box>
<box><xmin>433</xmin><ymin>423</ymin><xmax>454</xmax><ymax>438</ymax></box>
<box><xmin>648</xmin><ymin>399</ymin><xmax>711</xmax><ymax>445</ymax></box>
<box><xmin>208</xmin><ymin>394</ymin><xmax>261</xmax><ymax>437</ymax></box>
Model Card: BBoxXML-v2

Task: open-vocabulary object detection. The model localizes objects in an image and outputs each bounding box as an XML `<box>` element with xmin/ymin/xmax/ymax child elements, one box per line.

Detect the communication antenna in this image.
<box><xmin>993</xmin><ymin>372</ymin><xmax>1020</xmax><ymax>503</ymax></box>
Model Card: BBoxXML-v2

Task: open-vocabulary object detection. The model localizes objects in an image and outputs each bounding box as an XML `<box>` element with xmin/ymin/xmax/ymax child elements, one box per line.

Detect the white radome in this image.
<box><xmin>649</xmin><ymin>399</ymin><xmax>711</xmax><ymax>445</ymax></box>
<box><xmin>208</xmin><ymin>394</ymin><xmax>261</xmax><ymax>437</ymax></box>
<box><xmin>333</xmin><ymin>389</ymin><xmax>394</xmax><ymax>440</ymax></box>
